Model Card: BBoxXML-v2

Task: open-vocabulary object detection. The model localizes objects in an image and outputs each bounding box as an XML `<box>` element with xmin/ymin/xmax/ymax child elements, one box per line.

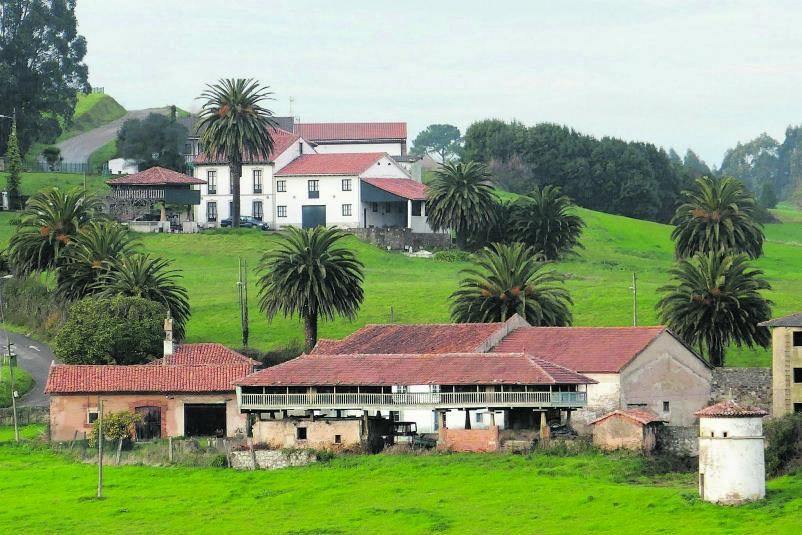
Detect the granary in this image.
<box><xmin>590</xmin><ymin>409</ymin><xmax>665</xmax><ymax>452</ymax></box>
<box><xmin>758</xmin><ymin>311</ymin><xmax>802</xmax><ymax>417</ymax></box>
<box><xmin>696</xmin><ymin>400</ymin><xmax>768</xmax><ymax>505</ymax></box>
<box><xmin>46</xmin><ymin>342</ymin><xmax>258</xmax><ymax>442</ymax></box>
<box><xmin>236</xmin><ymin>351</ymin><xmax>595</xmax><ymax>452</ymax></box>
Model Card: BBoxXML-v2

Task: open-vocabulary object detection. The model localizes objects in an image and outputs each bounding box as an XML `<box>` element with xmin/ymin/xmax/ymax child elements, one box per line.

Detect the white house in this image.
<box><xmin>108</xmin><ymin>157</ymin><xmax>139</xmax><ymax>175</ymax></box>
<box><xmin>293</xmin><ymin>122</ymin><xmax>407</xmax><ymax>156</ymax></box>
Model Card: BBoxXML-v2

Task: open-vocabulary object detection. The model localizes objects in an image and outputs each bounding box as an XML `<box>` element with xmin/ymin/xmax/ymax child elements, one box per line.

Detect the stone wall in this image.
<box><xmin>657</xmin><ymin>425</ymin><xmax>698</xmax><ymax>456</ymax></box>
<box><xmin>0</xmin><ymin>406</ymin><xmax>49</xmax><ymax>426</ymax></box>
<box><xmin>349</xmin><ymin>227</ymin><xmax>451</xmax><ymax>251</ymax></box>
<box><xmin>229</xmin><ymin>449</ymin><xmax>316</xmax><ymax>470</ymax></box>
<box><xmin>438</xmin><ymin>426</ymin><xmax>499</xmax><ymax>452</ymax></box>
<box><xmin>710</xmin><ymin>368</ymin><xmax>772</xmax><ymax>412</ymax></box>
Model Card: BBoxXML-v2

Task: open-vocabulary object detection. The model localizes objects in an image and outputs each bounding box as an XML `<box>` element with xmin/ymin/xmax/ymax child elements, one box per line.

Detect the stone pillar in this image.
<box><xmin>464</xmin><ymin>410</ymin><xmax>471</xmax><ymax>430</ymax></box>
<box><xmin>489</xmin><ymin>411</ymin><xmax>496</xmax><ymax>427</ymax></box>
<box><xmin>539</xmin><ymin>411</ymin><xmax>551</xmax><ymax>441</ymax></box>
<box><xmin>407</xmin><ymin>199</ymin><xmax>413</xmax><ymax>230</ymax></box>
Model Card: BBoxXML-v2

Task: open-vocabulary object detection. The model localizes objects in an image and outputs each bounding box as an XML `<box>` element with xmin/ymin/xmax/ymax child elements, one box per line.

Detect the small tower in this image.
<box><xmin>163</xmin><ymin>317</ymin><xmax>174</xmax><ymax>362</ymax></box>
<box><xmin>696</xmin><ymin>400</ymin><xmax>768</xmax><ymax>505</ymax></box>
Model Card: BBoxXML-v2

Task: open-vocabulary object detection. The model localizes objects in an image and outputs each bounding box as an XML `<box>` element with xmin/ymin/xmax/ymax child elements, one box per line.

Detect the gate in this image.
<box><xmin>301</xmin><ymin>205</ymin><xmax>326</xmax><ymax>228</ymax></box>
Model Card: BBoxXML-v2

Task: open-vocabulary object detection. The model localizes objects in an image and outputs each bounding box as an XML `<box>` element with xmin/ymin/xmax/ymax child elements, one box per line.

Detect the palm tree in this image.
<box><xmin>450</xmin><ymin>242</ymin><xmax>572</xmax><ymax>326</ymax></box>
<box><xmin>426</xmin><ymin>161</ymin><xmax>498</xmax><ymax>249</ymax></box>
<box><xmin>671</xmin><ymin>175</ymin><xmax>764</xmax><ymax>259</ymax></box>
<box><xmin>56</xmin><ymin>221</ymin><xmax>139</xmax><ymax>301</ymax></box>
<box><xmin>657</xmin><ymin>252</ymin><xmax>772</xmax><ymax>367</ymax></box>
<box><xmin>8</xmin><ymin>188</ymin><xmax>102</xmax><ymax>275</ymax></box>
<box><xmin>511</xmin><ymin>185</ymin><xmax>584</xmax><ymax>260</ymax></box>
<box><xmin>197</xmin><ymin>79</ymin><xmax>277</xmax><ymax>228</ymax></box>
<box><xmin>96</xmin><ymin>254</ymin><xmax>190</xmax><ymax>340</ymax></box>
<box><xmin>257</xmin><ymin>227</ymin><xmax>365</xmax><ymax>351</ymax></box>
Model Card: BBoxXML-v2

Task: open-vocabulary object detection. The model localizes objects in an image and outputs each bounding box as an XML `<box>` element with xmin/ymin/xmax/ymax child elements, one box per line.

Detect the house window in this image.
<box><xmin>277</xmin><ymin>205</ymin><xmax>287</xmax><ymax>218</ymax></box>
<box><xmin>207</xmin><ymin>202</ymin><xmax>217</xmax><ymax>222</ymax></box>
<box><xmin>253</xmin><ymin>169</ymin><xmax>263</xmax><ymax>194</ymax></box>
<box><xmin>794</xmin><ymin>368</ymin><xmax>802</xmax><ymax>383</ymax></box>
<box><xmin>662</xmin><ymin>401</ymin><xmax>670</xmax><ymax>413</ymax></box>
<box><xmin>276</xmin><ymin>180</ymin><xmax>287</xmax><ymax>192</ymax></box>
<box><xmin>411</xmin><ymin>201</ymin><xmax>422</xmax><ymax>216</ymax></box>
<box><xmin>342</xmin><ymin>179</ymin><xmax>352</xmax><ymax>191</ymax></box>
<box><xmin>474</xmin><ymin>412</ymin><xmax>483</xmax><ymax>424</ymax></box>
<box><xmin>723</xmin><ymin>431</ymin><xmax>728</xmax><ymax>438</ymax></box>
<box><xmin>308</xmin><ymin>180</ymin><xmax>319</xmax><ymax>199</ymax></box>
<box><xmin>372</xmin><ymin>202</ymin><xmax>378</xmax><ymax>213</ymax></box>
<box><xmin>334</xmin><ymin>434</ymin><xmax>342</xmax><ymax>444</ymax></box>
<box><xmin>342</xmin><ymin>204</ymin><xmax>352</xmax><ymax>217</ymax></box>
<box><xmin>207</xmin><ymin>170</ymin><xmax>217</xmax><ymax>194</ymax></box>
<box><xmin>296</xmin><ymin>427</ymin><xmax>307</xmax><ymax>440</ymax></box>
<box><xmin>86</xmin><ymin>409</ymin><xmax>99</xmax><ymax>425</ymax></box>
<box><xmin>794</xmin><ymin>331</ymin><xmax>802</xmax><ymax>346</ymax></box>
<box><xmin>253</xmin><ymin>201</ymin><xmax>263</xmax><ymax>221</ymax></box>
<box><xmin>795</xmin><ymin>403</ymin><xmax>802</xmax><ymax>413</ymax></box>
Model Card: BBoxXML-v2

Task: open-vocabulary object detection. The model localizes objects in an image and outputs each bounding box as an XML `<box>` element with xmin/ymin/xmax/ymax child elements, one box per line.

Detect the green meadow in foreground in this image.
<box><xmin>0</xmin><ymin>443</ymin><xmax>799</xmax><ymax>534</ymax></box>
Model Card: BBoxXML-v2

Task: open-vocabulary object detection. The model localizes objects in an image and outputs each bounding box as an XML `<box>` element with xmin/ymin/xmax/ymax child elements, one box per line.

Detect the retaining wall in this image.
<box><xmin>349</xmin><ymin>227</ymin><xmax>451</xmax><ymax>251</ymax></box>
<box><xmin>229</xmin><ymin>449</ymin><xmax>316</xmax><ymax>470</ymax></box>
<box><xmin>710</xmin><ymin>367</ymin><xmax>772</xmax><ymax>411</ymax></box>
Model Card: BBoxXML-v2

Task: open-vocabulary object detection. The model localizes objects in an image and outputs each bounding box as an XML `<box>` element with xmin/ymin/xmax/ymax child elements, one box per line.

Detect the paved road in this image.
<box><xmin>1</xmin><ymin>330</ymin><xmax>54</xmax><ymax>407</ymax></box>
<box><xmin>56</xmin><ymin>107</ymin><xmax>170</xmax><ymax>162</ymax></box>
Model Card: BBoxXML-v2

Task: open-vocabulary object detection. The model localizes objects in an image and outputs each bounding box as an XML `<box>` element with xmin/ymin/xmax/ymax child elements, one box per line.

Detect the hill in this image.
<box><xmin>60</xmin><ymin>93</ymin><xmax>127</xmax><ymax>141</ymax></box>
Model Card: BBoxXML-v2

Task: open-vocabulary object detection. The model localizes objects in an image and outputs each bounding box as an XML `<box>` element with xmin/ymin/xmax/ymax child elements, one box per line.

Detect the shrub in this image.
<box><xmin>0</xmin><ymin>275</ymin><xmax>66</xmax><ymax>338</ymax></box>
<box><xmin>89</xmin><ymin>411</ymin><xmax>142</xmax><ymax>448</ymax></box>
<box><xmin>433</xmin><ymin>250</ymin><xmax>473</xmax><ymax>263</ymax></box>
<box><xmin>765</xmin><ymin>413</ymin><xmax>802</xmax><ymax>476</ymax></box>
<box><xmin>53</xmin><ymin>296</ymin><xmax>167</xmax><ymax>364</ymax></box>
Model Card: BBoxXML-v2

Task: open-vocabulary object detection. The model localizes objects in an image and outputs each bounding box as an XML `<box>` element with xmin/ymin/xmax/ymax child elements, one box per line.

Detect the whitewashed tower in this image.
<box><xmin>696</xmin><ymin>400</ymin><xmax>768</xmax><ymax>505</ymax></box>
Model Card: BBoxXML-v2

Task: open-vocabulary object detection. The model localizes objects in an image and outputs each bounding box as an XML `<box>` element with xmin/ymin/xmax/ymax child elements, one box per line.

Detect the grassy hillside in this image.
<box><xmin>87</xmin><ymin>140</ymin><xmax>118</xmax><ymax>174</ymax></box>
<box><xmin>0</xmin><ymin>365</ymin><xmax>32</xmax><ymax>408</ymax></box>
<box><xmin>0</xmin><ymin>172</ymin><xmax>110</xmax><ymax>196</ymax></box>
<box><xmin>0</xmin><ymin>444</ymin><xmax>799</xmax><ymax>534</ymax></box>
<box><xmin>58</xmin><ymin>93</ymin><xmax>126</xmax><ymax>141</ymax></box>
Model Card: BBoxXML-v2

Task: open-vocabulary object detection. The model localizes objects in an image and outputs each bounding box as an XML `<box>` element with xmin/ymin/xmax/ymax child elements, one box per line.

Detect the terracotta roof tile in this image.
<box><xmin>148</xmin><ymin>343</ymin><xmax>259</xmax><ymax>367</ymax></box>
<box><xmin>106</xmin><ymin>166</ymin><xmax>205</xmax><ymax>186</ymax></box>
<box><xmin>294</xmin><ymin>122</ymin><xmax>406</xmax><ymax>142</ymax></box>
<box><xmin>590</xmin><ymin>409</ymin><xmax>664</xmax><ymax>426</ymax></box>
<box><xmin>237</xmin><ymin>352</ymin><xmax>595</xmax><ymax>387</ymax></box>
<box><xmin>695</xmin><ymin>400</ymin><xmax>769</xmax><ymax>417</ymax></box>
<box><xmin>362</xmin><ymin>178</ymin><xmax>427</xmax><ymax>200</ymax></box>
<box><xmin>193</xmin><ymin>128</ymin><xmax>299</xmax><ymax>165</ymax></box>
<box><xmin>275</xmin><ymin>153</ymin><xmax>385</xmax><ymax>176</ymax></box>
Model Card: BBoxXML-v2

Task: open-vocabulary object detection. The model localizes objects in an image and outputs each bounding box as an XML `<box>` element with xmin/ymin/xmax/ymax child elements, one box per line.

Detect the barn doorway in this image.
<box><xmin>301</xmin><ymin>205</ymin><xmax>326</xmax><ymax>228</ymax></box>
<box><xmin>184</xmin><ymin>403</ymin><xmax>227</xmax><ymax>437</ymax></box>
<box><xmin>135</xmin><ymin>406</ymin><xmax>162</xmax><ymax>440</ymax></box>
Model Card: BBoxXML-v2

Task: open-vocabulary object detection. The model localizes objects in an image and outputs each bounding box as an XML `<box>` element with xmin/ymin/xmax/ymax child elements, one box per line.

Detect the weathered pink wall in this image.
<box><xmin>438</xmin><ymin>426</ymin><xmax>499</xmax><ymax>452</ymax></box>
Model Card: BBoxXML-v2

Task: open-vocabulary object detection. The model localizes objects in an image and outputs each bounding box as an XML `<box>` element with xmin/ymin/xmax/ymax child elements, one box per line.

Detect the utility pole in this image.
<box><xmin>631</xmin><ymin>272</ymin><xmax>638</xmax><ymax>327</ymax></box>
<box><xmin>97</xmin><ymin>399</ymin><xmax>104</xmax><ymax>498</ymax></box>
<box><xmin>238</xmin><ymin>258</ymin><xmax>249</xmax><ymax>347</ymax></box>
<box><xmin>9</xmin><ymin>349</ymin><xmax>18</xmax><ymax>442</ymax></box>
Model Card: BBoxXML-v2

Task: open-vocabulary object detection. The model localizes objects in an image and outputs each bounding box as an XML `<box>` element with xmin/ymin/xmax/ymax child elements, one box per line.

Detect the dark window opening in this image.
<box><xmin>277</xmin><ymin>205</ymin><xmax>287</xmax><ymax>218</ymax></box>
<box><xmin>794</xmin><ymin>403</ymin><xmax>802</xmax><ymax>413</ymax></box>
<box><xmin>334</xmin><ymin>434</ymin><xmax>342</xmax><ymax>444</ymax></box>
<box><xmin>253</xmin><ymin>170</ymin><xmax>263</xmax><ymax>194</ymax></box>
<box><xmin>663</xmin><ymin>401</ymin><xmax>670</xmax><ymax>413</ymax></box>
<box><xmin>207</xmin><ymin>202</ymin><xmax>217</xmax><ymax>222</ymax></box>
<box><xmin>207</xmin><ymin>171</ymin><xmax>217</xmax><ymax>194</ymax></box>
<box><xmin>184</xmin><ymin>404</ymin><xmax>227</xmax><ymax>437</ymax></box>
<box><xmin>296</xmin><ymin>427</ymin><xmax>307</xmax><ymax>440</ymax></box>
<box><xmin>411</xmin><ymin>200</ymin><xmax>422</xmax><ymax>216</ymax></box>
<box><xmin>794</xmin><ymin>368</ymin><xmax>802</xmax><ymax>383</ymax></box>
<box><xmin>253</xmin><ymin>201</ymin><xmax>263</xmax><ymax>221</ymax></box>
<box><xmin>308</xmin><ymin>180</ymin><xmax>319</xmax><ymax>199</ymax></box>
<box><xmin>87</xmin><ymin>410</ymin><xmax>98</xmax><ymax>424</ymax></box>
<box><xmin>794</xmin><ymin>331</ymin><xmax>802</xmax><ymax>346</ymax></box>
<box><xmin>342</xmin><ymin>204</ymin><xmax>352</xmax><ymax>217</ymax></box>
<box><xmin>135</xmin><ymin>406</ymin><xmax>162</xmax><ymax>440</ymax></box>
<box><xmin>276</xmin><ymin>180</ymin><xmax>287</xmax><ymax>192</ymax></box>
<box><xmin>372</xmin><ymin>202</ymin><xmax>378</xmax><ymax>213</ymax></box>
<box><xmin>723</xmin><ymin>431</ymin><xmax>728</xmax><ymax>438</ymax></box>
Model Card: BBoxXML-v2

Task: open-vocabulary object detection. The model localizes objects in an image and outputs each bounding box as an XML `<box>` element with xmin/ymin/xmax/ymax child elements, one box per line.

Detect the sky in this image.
<box><xmin>75</xmin><ymin>0</ymin><xmax>802</xmax><ymax>166</ymax></box>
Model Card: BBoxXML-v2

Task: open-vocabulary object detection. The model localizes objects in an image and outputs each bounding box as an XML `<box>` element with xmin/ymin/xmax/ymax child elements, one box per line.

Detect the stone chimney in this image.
<box><xmin>163</xmin><ymin>317</ymin><xmax>174</xmax><ymax>362</ymax></box>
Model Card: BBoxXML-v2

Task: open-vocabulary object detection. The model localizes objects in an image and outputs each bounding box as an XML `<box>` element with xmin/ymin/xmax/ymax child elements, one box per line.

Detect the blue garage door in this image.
<box><xmin>302</xmin><ymin>205</ymin><xmax>326</xmax><ymax>229</ymax></box>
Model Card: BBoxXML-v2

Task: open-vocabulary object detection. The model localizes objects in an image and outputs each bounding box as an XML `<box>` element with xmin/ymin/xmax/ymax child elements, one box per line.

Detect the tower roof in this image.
<box><xmin>695</xmin><ymin>400</ymin><xmax>768</xmax><ymax>418</ymax></box>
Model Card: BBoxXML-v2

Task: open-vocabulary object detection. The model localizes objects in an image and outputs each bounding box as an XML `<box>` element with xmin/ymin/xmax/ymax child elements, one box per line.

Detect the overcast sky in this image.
<box><xmin>76</xmin><ymin>1</ymin><xmax>802</xmax><ymax>166</ymax></box>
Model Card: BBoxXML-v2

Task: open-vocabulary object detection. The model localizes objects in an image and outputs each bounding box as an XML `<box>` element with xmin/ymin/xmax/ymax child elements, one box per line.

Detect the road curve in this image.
<box><xmin>1</xmin><ymin>330</ymin><xmax>54</xmax><ymax>407</ymax></box>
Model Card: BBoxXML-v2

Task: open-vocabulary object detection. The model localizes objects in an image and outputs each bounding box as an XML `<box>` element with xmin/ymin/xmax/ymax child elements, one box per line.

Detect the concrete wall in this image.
<box><xmin>348</xmin><ymin>227</ymin><xmax>451</xmax><ymax>250</ymax></box>
<box><xmin>592</xmin><ymin>415</ymin><xmax>658</xmax><ymax>451</ymax></box>
<box><xmin>194</xmin><ymin>163</ymin><xmax>275</xmax><ymax>226</ymax></box>
<box><xmin>698</xmin><ymin>416</ymin><xmax>765</xmax><ymax>504</ymax></box>
<box><xmin>657</xmin><ymin>425</ymin><xmax>699</xmax><ymax>455</ymax></box>
<box><xmin>573</xmin><ymin>373</ymin><xmax>621</xmax><ymax>431</ymax></box>
<box><xmin>252</xmin><ymin>418</ymin><xmax>363</xmax><ymax>449</ymax></box>
<box><xmin>711</xmin><ymin>368</ymin><xmax>772</xmax><ymax>411</ymax></box>
<box><xmin>49</xmin><ymin>393</ymin><xmax>245</xmax><ymax>442</ymax></box>
<box><xmin>438</xmin><ymin>426</ymin><xmax>500</xmax><ymax>452</ymax></box>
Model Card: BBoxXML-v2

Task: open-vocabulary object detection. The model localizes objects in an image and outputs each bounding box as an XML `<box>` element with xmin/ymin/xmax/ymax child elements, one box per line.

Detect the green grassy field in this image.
<box><xmin>0</xmin><ymin>424</ymin><xmax>45</xmax><ymax>442</ymax></box>
<box><xmin>0</xmin><ymin>172</ymin><xmax>110</xmax><ymax>197</ymax></box>
<box><xmin>88</xmin><ymin>140</ymin><xmax>118</xmax><ymax>174</ymax></box>
<box><xmin>0</xmin><ymin>444</ymin><xmax>798</xmax><ymax>534</ymax></box>
<box><xmin>0</xmin><ymin>364</ymin><xmax>33</xmax><ymax>408</ymax></box>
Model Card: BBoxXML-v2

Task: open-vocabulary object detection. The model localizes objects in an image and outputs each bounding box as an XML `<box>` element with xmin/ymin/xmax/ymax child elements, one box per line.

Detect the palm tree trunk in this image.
<box><xmin>709</xmin><ymin>339</ymin><xmax>724</xmax><ymax>368</ymax></box>
<box><xmin>455</xmin><ymin>230</ymin><xmax>466</xmax><ymax>250</ymax></box>
<box><xmin>231</xmin><ymin>159</ymin><xmax>242</xmax><ymax>228</ymax></box>
<box><xmin>304</xmin><ymin>312</ymin><xmax>318</xmax><ymax>352</ymax></box>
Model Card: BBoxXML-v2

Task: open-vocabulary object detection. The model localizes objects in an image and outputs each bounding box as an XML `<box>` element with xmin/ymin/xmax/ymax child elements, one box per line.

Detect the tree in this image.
<box><xmin>41</xmin><ymin>145</ymin><xmax>62</xmax><ymax>170</ymax></box>
<box><xmin>450</xmin><ymin>242</ymin><xmax>572</xmax><ymax>326</ymax></box>
<box><xmin>116</xmin><ymin>113</ymin><xmax>188</xmax><ymax>171</ymax></box>
<box><xmin>426</xmin><ymin>161</ymin><xmax>498</xmax><ymax>249</ymax></box>
<box><xmin>510</xmin><ymin>185</ymin><xmax>584</xmax><ymax>260</ymax></box>
<box><xmin>8</xmin><ymin>188</ymin><xmax>101</xmax><ymax>275</ymax></box>
<box><xmin>657</xmin><ymin>252</ymin><xmax>772</xmax><ymax>367</ymax></box>
<box><xmin>198</xmin><ymin>79</ymin><xmax>277</xmax><ymax>228</ymax></box>
<box><xmin>52</xmin><ymin>296</ymin><xmax>166</xmax><ymax>365</ymax></box>
<box><xmin>257</xmin><ymin>226</ymin><xmax>365</xmax><ymax>351</ymax></box>
<box><xmin>96</xmin><ymin>254</ymin><xmax>190</xmax><ymax>340</ymax></box>
<box><xmin>759</xmin><ymin>182</ymin><xmax>778</xmax><ymax>209</ymax></box>
<box><xmin>0</xmin><ymin>1</ymin><xmax>88</xmax><ymax>155</ymax></box>
<box><xmin>671</xmin><ymin>176</ymin><xmax>764</xmax><ymax>259</ymax></box>
<box><xmin>89</xmin><ymin>411</ymin><xmax>142</xmax><ymax>448</ymax></box>
<box><xmin>5</xmin><ymin>117</ymin><xmax>21</xmax><ymax>210</ymax></box>
<box><xmin>410</xmin><ymin>124</ymin><xmax>462</xmax><ymax>162</ymax></box>
<box><xmin>56</xmin><ymin>221</ymin><xmax>138</xmax><ymax>302</ymax></box>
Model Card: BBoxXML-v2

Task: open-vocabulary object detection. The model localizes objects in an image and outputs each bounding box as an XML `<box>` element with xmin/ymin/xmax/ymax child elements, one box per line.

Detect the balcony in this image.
<box><xmin>237</xmin><ymin>390</ymin><xmax>587</xmax><ymax>411</ymax></box>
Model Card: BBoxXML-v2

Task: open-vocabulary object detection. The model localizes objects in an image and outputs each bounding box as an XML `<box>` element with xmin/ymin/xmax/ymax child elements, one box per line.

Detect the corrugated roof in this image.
<box><xmin>695</xmin><ymin>400</ymin><xmax>768</xmax><ymax>417</ymax></box>
<box><xmin>362</xmin><ymin>178</ymin><xmax>427</xmax><ymax>200</ymax></box>
<box><xmin>275</xmin><ymin>153</ymin><xmax>385</xmax><ymax>176</ymax></box>
<box><xmin>294</xmin><ymin>122</ymin><xmax>406</xmax><ymax>142</ymax></box>
<box><xmin>590</xmin><ymin>409</ymin><xmax>664</xmax><ymax>426</ymax></box>
<box><xmin>193</xmin><ymin>128</ymin><xmax>299</xmax><ymax>165</ymax></box>
<box><xmin>106</xmin><ymin>166</ymin><xmax>205</xmax><ymax>186</ymax></box>
<box><xmin>237</xmin><ymin>352</ymin><xmax>596</xmax><ymax>387</ymax></box>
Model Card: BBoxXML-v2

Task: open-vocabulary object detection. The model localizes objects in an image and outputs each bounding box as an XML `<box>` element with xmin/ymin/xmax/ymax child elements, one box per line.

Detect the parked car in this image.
<box><xmin>220</xmin><ymin>216</ymin><xmax>270</xmax><ymax>230</ymax></box>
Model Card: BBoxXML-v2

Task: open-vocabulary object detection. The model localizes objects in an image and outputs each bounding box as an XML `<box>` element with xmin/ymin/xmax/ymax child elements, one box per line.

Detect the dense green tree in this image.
<box><xmin>198</xmin><ymin>79</ymin><xmax>277</xmax><ymax>228</ymax></box>
<box><xmin>759</xmin><ymin>182</ymin><xmax>779</xmax><ymax>209</ymax></box>
<box><xmin>510</xmin><ymin>185</ymin><xmax>584</xmax><ymax>260</ymax></box>
<box><xmin>116</xmin><ymin>113</ymin><xmax>188</xmax><ymax>171</ymax></box>
<box><xmin>96</xmin><ymin>254</ymin><xmax>190</xmax><ymax>340</ymax></box>
<box><xmin>53</xmin><ymin>296</ymin><xmax>166</xmax><ymax>365</ymax></box>
<box><xmin>8</xmin><ymin>188</ymin><xmax>101</xmax><ymax>275</ymax></box>
<box><xmin>56</xmin><ymin>221</ymin><xmax>138</xmax><ymax>302</ymax></box>
<box><xmin>4</xmin><ymin>117</ymin><xmax>22</xmax><ymax>210</ymax></box>
<box><xmin>410</xmin><ymin>124</ymin><xmax>462</xmax><ymax>162</ymax></box>
<box><xmin>0</xmin><ymin>0</ymin><xmax>88</xmax><ymax>154</ymax></box>
<box><xmin>671</xmin><ymin>176</ymin><xmax>764</xmax><ymax>259</ymax></box>
<box><xmin>257</xmin><ymin>227</ymin><xmax>364</xmax><ymax>351</ymax></box>
<box><xmin>450</xmin><ymin>242</ymin><xmax>572</xmax><ymax>326</ymax></box>
<box><xmin>41</xmin><ymin>145</ymin><xmax>62</xmax><ymax>170</ymax></box>
<box><xmin>657</xmin><ymin>252</ymin><xmax>772</xmax><ymax>367</ymax></box>
<box><xmin>426</xmin><ymin>161</ymin><xmax>497</xmax><ymax>249</ymax></box>
<box><xmin>720</xmin><ymin>134</ymin><xmax>779</xmax><ymax>193</ymax></box>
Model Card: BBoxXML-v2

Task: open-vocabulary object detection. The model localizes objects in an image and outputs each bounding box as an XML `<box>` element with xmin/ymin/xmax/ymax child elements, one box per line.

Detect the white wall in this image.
<box><xmin>273</xmin><ymin>137</ymin><xmax>317</xmax><ymax>172</ymax></box>
<box><xmin>194</xmin><ymin>164</ymin><xmax>275</xmax><ymax>225</ymax></box>
<box><xmin>313</xmin><ymin>142</ymin><xmax>403</xmax><ymax>155</ymax></box>
<box><xmin>698</xmin><ymin>416</ymin><xmax>765</xmax><ymax>504</ymax></box>
<box><xmin>359</xmin><ymin>156</ymin><xmax>412</xmax><ymax>179</ymax></box>
<box><xmin>274</xmin><ymin>174</ymin><xmax>361</xmax><ymax>229</ymax></box>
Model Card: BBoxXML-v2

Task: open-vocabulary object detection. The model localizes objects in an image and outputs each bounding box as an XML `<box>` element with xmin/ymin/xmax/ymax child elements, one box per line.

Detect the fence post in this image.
<box><xmin>223</xmin><ymin>438</ymin><xmax>231</xmax><ymax>468</ymax></box>
<box><xmin>115</xmin><ymin>437</ymin><xmax>123</xmax><ymax>465</ymax></box>
<box><xmin>168</xmin><ymin>437</ymin><xmax>173</xmax><ymax>463</ymax></box>
<box><xmin>249</xmin><ymin>438</ymin><xmax>257</xmax><ymax>470</ymax></box>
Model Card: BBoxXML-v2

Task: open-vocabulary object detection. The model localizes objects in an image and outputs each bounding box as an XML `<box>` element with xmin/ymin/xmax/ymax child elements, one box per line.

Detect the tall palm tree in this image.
<box><xmin>450</xmin><ymin>242</ymin><xmax>573</xmax><ymax>326</ymax></box>
<box><xmin>56</xmin><ymin>221</ymin><xmax>139</xmax><ymax>302</ymax></box>
<box><xmin>198</xmin><ymin>79</ymin><xmax>277</xmax><ymax>228</ymax></box>
<box><xmin>8</xmin><ymin>188</ymin><xmax>102</xmax><ymax>275</ymax></box>
<box><xmin>657</xmin><ymin>252</ymin><xmax>772</xmax><ymax>367</ymax></box>
<box><xmin>426</xmin><ymin>161</ymin><xmax>498</xmax><ymax>249</ymax></box>
<box><xmin>257</xmin><ymin>227</ymin><xmax>365</xmax><ymax>351</ymax></box>
<box><xmin>511</xmin><ymin>185</ymin><xmax>585</xmax><ymax>260</ymax></box>
<box><xmin>96</xmin><ymin>254</ymin><xmax>190</xmax><ymax>340</ymax></box>
<box><xmin>671</xmin><ymin>175</ymin><xmax>764</xmax><ymax>259</ymax></box>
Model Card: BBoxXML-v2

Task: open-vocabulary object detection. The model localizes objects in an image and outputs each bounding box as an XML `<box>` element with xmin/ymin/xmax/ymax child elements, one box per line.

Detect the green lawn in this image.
<box><xmin>0</xmin><ymin>424</ymin><xmax>45</xmax><ymax>442</ymax></box>
<box><xmin>0</xmin><ymin>171</ymin><xmax>110</xmax><ymax>197</ymax></box>
<box><xmin>0</xmin><ymin>444</ymin><xmax>798</xmax><ymax>534</ymax></box>
<box><xmin>88</xmin><ymin>140</ymin><xmax>118</xmax><ymax>174</ymax></box>
<box><xmin>0</xmin><ymin>364</ymin><xmax>33</xmax><ymax>408</ymax></box>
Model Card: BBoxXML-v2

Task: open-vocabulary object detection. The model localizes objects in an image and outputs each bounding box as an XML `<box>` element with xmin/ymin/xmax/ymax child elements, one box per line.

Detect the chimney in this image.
<box><xmin>163</xmin><ymin>317</ymin><xmax>174</xmax><ymax>363</ymax></box>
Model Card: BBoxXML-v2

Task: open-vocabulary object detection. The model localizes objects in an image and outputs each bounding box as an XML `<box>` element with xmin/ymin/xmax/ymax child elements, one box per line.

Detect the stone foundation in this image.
<box><xmin>229</xmin><ymin>449</ymin><xmax>316</xmax><ymax>470</ymax></box>
<box><xmin>349</xmin><ymin>227</ymin><xmax>452</xmax><ymax>251</ymax></box>
<box><xmin>657</xmin><ymin>425</ymin><xmax>698</xmax><ymax>456</ymax></box>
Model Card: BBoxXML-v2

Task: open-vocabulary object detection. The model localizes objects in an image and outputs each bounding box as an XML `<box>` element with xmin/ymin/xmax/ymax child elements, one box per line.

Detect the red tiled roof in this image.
<box><xmin>695</xmin><ymin>400</ymin><xmax>769</xmax><ymax>418</ymax></box>
<box><xmin>148</xmin><ymin>343</ymin><xmax>260</xmax><ymax>367</ymax></box>
<box><xmin>193</xmin><ymin>128</ymin><xmax>299</xmax><ymax>165</ymax></box>
<box><xmin>45</xmin><ymin>364</ymin><xmax>250</xmax><ymax>394</ymax></box>
<box><xmin>362</xmin><ymin>178</ymin><xmax>427</xmax><ymax>200</ymax></box>
<box><xmin>294</xmin><ymin>122</ymin><xmax>406</xmax><ymax>142</ymax></box>
<box><xmin>590</xmin><ymin>409</ymin><xmax>664</xmax><ymax>426</ymax></box>
<box><xmin>237</xmin><ymin>352</ymin><xmax>595</xmax><ymax>387</ymax></box>
<box><xmin>311</xmin><ymin>323</ymin><xmax>509</xmax><ymax>355</ymax></box>
<box><xmin>492</xmin><ymin>326</ymin><xmax>667</xmax><ymax>373</ymax></box>
<box><xmin>275</xmin><ymin>153</ymin><xmax>385</xmax><ymax>176</ymax></box>
<box><xmin>106</xmin><ymin>166</ymin><xmax>205</xmax><ymax>186</ymax></box>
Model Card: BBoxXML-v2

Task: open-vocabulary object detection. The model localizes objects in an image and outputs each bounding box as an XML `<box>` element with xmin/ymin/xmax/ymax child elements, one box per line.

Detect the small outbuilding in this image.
<box><xmin>590</xmin><ymin>409</ymin><xmax>664</xmax><ymax>451</ymax></box>
<box><xmin>697</xmin><ymin>400</ymin><xmax>768</xmax><ymax>505</ymax></box>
